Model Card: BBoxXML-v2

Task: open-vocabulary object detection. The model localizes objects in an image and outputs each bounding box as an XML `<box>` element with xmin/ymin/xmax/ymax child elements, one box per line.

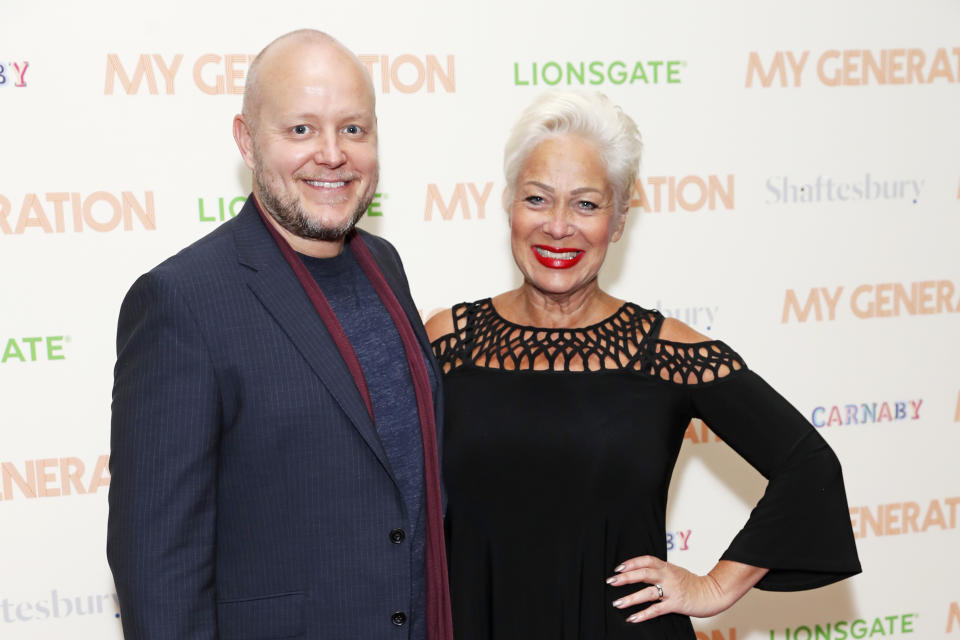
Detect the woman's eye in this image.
<box><xmin>578</xmin><ymin>200</ymin><xmax>598</xmax><ymax>211</ymax></box>
<box><xmin>292</xmin><ymin>125</ymin><xmax>309</xmax><ymax>135</ymax></box>
<box><xmin>524</xmin><ymin>195</ymin><xmax>544</xmax><ymax>205</ymax></box>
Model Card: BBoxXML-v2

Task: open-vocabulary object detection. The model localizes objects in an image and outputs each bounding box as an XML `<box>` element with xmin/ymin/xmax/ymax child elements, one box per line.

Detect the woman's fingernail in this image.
<box><xmin>615</xmin><ymin>564</ymin><xmax>626</xmax><ymax>572</ymax></box>
<box><xmin>612</xmin><ymin>599</ymin><xmax>623</xmax><ymax>608</ymax></box>
<box><xmin>605</xmin><ymin>576</ymin><xmax>617</xmax><ymax>584</ymax></box>
<box><xmin>627</xmin><ymin>613</ymin><xmax>640</xmax><ymax>623</ymax></box>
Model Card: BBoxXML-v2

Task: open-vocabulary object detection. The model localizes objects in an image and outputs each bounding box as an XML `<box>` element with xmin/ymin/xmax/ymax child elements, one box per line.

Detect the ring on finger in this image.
<box><xmin>655</xmin><ymin>584</ymin><xmax>663</xmax><ymax>601</ymax></box>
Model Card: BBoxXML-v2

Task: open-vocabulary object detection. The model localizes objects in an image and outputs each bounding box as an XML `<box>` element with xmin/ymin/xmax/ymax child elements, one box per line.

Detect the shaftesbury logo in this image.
<box><xmin>657</xmin><ymin>302</ymin><xmax>719</xmax><ymax>332</ymax></box>
<box><xmin>849</xmin><ymin>496</ymin><xmax>959</xmax><ymax>539</ymax></box>
<box><xmin>0</xmin><ymin>61</ymin><xmax>29</xmax><ymax>88</ymax></box>
<box><xmin>746</xmin><ymin>47</ymin><xmax>960</xmax><ymax>87</ymax></box>
<box><xmin>631</xmin><ymin>175</ymin><xmax>735</xmax><ymax>213</ymax></box>
<box><xmin>513</xmin><ymin>59</ymin><xmax>684</xmax><ymax>86</ymax></box>
<box><xmin>765</xmin><ymin>174</ymin><xmax>923</xmax><ymax>205</ymax></box>
<box><xmin>1</xmin><ymin>590</ymin><xmax>119</xmax><ymax>624</ymax></box>
<box><xmin>0</xmin><ymin>192</ymin><xmax>156</xmax><ymax>234</ymax></box>
<box><xmin>781</xmin><ymin>280</ymin><xmax>960</xmax><ymax>323</ymax></box>
<box><xmin>810</xmin><ymin>398</ymin><xmax>921</xmax><ymax>427</ymax></box>
<box><xmin>769</xmin><ymin>613</ymin><xmax>918</xmax><ymax>639</ymax></box>
<box><xmin>0</xmin><ymin>455</ymin><xmax>110</xmax><ymax>501</ymax></box>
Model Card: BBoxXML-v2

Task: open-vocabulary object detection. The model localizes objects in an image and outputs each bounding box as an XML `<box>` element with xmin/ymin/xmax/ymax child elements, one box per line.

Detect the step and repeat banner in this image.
<box><xmin>2</xmin><ymin>0</ymin><xmax>959</xmax><ymax>638</ymax></box>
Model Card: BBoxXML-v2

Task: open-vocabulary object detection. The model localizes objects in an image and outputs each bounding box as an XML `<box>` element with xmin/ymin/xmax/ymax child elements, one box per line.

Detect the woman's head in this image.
<box><xmin>503</xmin><ymin>90</ymin><xmax>642</xmax><ymax>215</ymax></box>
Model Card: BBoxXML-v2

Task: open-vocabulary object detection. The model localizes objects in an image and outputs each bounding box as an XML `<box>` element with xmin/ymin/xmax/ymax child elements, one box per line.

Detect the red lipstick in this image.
<box><xmin>531</xmin><ymin>245</ymin><xmax>584</xmax><ymax>269</ymax></box>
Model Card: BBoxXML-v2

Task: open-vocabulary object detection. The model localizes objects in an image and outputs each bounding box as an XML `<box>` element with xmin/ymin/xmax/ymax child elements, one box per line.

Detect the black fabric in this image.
<box><xmin>432</xmin><ymin>299</ymin><xmax>860</xmax><ymax>639</ymax></box>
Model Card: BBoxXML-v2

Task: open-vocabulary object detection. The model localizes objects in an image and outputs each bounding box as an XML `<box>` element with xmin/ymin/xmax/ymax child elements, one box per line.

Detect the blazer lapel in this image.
<box><xmin>230</xmin><ymin>201</ymin><xmax>397</xmax><ymax>482</ymax></box>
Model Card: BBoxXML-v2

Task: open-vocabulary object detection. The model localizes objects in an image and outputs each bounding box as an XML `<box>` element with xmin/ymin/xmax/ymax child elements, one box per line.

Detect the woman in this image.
<box><xmin>425</xmin><ymin>90</ymin><xmax>861</xmax><ymax>639</ymax></box>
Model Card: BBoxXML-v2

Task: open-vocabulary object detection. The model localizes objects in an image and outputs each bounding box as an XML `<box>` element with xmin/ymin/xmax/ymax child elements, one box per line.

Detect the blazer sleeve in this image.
<box><xmin>685</xmin><ymin>367</ymin><xmax>861</xmax><ymax>591</ymax></box>
<box><xmin>107</xmin><ymin>270</ymin><xmax>220</xmax><ymax>638</ymax></box>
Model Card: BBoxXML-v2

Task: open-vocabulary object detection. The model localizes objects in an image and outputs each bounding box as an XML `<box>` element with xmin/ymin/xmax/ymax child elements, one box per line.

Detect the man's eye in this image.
<box><xmin>343</xmin><ymin>125</ymin><xmax>361</xmax><ymax>135</ymax></box>
<box><xmin>292</xmin><ymin>125</ymin><xmax>309</xmax><ymax>135</ymax></box>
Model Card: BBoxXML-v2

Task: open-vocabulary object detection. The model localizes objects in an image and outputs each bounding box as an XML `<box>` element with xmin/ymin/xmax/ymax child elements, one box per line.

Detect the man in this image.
<box><xmin>107</xmin><ymin>30</ymin><xmax>451</xmax><ymax>639</ymax></box>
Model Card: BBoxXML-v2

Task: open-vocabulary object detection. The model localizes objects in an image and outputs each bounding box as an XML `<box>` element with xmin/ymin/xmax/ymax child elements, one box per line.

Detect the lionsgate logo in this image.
<box><xmin>1</xmin><ymin>590</ymin><xmax>119</xmax><ymax>624</ymax></box>
<box><xmin>513</xmin><ymin>58</ymin><xmax>684</xmax><ymax>86</ymax></box>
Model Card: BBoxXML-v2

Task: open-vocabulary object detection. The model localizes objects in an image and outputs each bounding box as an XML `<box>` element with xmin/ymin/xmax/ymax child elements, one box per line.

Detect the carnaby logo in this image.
<box><xmin>0</xmin><ymin>61</ymin><xmax>29</xmax><ymax>88</ymax></box>
<box><xmin>0</xmin><ymin>455</ymin><xmax>110</xmax><ymax>501</ymax></box>
<box><xmin>746</xmin><ymin>47</ymin><xmax>960</xmax><ymax>87</ymax></box>
<box><xmin>104</xmin><ymin>53</ymin><xmax>255</xmax><ymax>95</ymax></box>
<box><xmin>666</xmin><ymin>529</ymin><xmax>692</xmax><ymax>552</ymax></box>
<box><xmin>656</xmin><ymin>301</ymin><xmax>719</xmax><ymax>332</ymax></box>
<box><xmin>358</xmin><ymin>55</ymin><xmax>455</xmax><ymax>93</ymax></box>
<box><xmin>765</xmin><ymin>174</ymin><xmax>923</xmax><ymax>205</ymax></box>
<box><xmin>1</xmin><ymin>590</ymin><xmax>119</xmax><ymax>623</ymax></box>
<box><xmin>0</xmin><ymin>192</ymin><xmax>156</xmax><ymax>234</ymax></box>
<box><xmin>424</xmin><ymin>182</ymin><xmax>493</xmax><ymax>221</ymax></box>
<box><xmin>1</xmin><ymin>336</ymin><xmax>67</xmax><ymax>363</ymax></box>
<box><xmin>696</xmin><ymin>630</ymin><xmax>737</xmax><ymax>640</ymax></box>
<box><xmin>781</xmin><ymin>280</ymin><xmax>960</xmax><ymax>323</ymax></box>
<box><xmin>850</xmin><ymin>496</ymin><xmax>959</xmax><ymax>539</ymax></box>
<box><xmin>513</xmin><ymin>59</ymin><xmax>684</xmax><ymax>86</ymax></box>
<box><xmin>630</xmin><ymin>175</ymin><xmax>734</xmax><ymax>213</ymax></box>
<box><xmin>769</xmin><ymin>613</ymin><xmax>918</xmax><ymax>639</ymax></box>
<box><xmin>810</xmin><ymin>399</ymin><xmax>922</xmax><ymax>428</ymax></box>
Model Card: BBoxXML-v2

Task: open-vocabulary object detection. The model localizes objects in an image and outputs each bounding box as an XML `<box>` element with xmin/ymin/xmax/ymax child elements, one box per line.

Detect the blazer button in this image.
<box><xmin>389</xmin><ymin>528</ymin><xmax>406</xmax><ymax>544</ymax></box>
<box><xmin>391</xmin><ymin>611</ymin><xmax>407</xmax><ymax>626</ymax></box>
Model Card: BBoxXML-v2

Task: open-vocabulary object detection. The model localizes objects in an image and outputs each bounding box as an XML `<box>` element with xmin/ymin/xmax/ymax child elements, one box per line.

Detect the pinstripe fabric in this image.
<box><xmin>108</xmin><ymin>198</ymin><xmax>443</xmax><ymax>639</ymax></box>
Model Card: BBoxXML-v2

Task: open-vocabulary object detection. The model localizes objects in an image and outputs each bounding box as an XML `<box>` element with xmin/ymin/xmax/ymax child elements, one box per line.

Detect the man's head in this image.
<box><xmin>234</xmin><ymin>30</ymin><xmax>378</xmax><ymax>253</ymax></box>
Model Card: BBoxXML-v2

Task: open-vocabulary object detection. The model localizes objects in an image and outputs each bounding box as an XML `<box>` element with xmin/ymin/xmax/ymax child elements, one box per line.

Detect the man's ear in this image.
<box><xmin>233</xmin><ymin>114</ymin><xmax>256</xmax><ymax>170</ymax></box>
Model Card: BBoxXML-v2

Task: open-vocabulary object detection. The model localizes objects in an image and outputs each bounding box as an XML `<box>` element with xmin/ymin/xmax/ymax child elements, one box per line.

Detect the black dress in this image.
<box><xmin>431</xmin><ymin>299</ymin><xmax>861</xmax><ymax>640</ymax></box>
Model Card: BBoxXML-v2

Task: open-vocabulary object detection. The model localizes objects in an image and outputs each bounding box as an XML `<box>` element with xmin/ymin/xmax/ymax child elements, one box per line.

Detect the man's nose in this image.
<box><xmin>312</xmin><ymin>131</ymin><xmax>347</xmax><ymax>167</ymax></box>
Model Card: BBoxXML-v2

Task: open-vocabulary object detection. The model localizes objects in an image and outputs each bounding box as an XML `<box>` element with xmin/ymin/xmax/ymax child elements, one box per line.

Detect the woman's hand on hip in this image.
<box><xmin>606</xmin><ymin>556</ymin><xmax>768</xmax><ymax>623</ymax></box>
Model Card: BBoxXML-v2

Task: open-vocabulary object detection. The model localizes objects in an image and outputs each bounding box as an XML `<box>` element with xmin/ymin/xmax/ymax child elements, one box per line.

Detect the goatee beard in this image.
<box><xmin>254</xmin><ymin>170</ymin><xmax>372</xmax><ymax>243</ymax></box>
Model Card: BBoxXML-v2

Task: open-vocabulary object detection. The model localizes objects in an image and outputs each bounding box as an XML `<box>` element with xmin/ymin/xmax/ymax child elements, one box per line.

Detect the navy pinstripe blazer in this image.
<box><xmin>107</xmin><ymin>199</ymin><xmax>443</xmax><ymax>639</ymax></box>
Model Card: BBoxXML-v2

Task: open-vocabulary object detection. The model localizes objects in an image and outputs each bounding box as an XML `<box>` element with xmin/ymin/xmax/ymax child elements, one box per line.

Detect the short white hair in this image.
<box><xmin>503</xmin><ymin>90</ymin><xmax>642</xmax><ymax>214</ymax></box>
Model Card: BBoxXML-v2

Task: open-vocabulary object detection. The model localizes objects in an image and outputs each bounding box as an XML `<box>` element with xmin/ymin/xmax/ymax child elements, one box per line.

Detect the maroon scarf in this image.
<box><xmin>256</xmin><ymin>203</ymin><xmax>453</xmax><ymax>640</ymax></box>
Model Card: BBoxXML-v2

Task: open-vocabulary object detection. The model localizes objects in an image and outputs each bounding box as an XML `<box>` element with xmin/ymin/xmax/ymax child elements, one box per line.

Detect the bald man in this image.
<box><xmin>108</xmin><ymin>31</ymin><xmax>451</xmax><ymax>640</ymax></box>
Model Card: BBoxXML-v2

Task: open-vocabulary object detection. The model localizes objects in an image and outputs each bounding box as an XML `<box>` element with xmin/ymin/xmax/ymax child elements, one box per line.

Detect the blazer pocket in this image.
<box><xmin>217</xmin><ymin>591</ymin><xmax>305</xmax><ymax>639</ymax></box>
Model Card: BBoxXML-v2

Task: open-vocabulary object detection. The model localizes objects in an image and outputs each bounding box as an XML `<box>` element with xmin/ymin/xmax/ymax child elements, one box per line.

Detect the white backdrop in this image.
<box><xmin>2</xmin><ymin>1</ymin><xmax>959</xmax><ymax>638</ymax></box>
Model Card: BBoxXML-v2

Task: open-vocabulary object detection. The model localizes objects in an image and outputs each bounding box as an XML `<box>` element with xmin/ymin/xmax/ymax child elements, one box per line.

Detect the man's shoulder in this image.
<box><xmin>152</xmin><ymin>215</ymin><xmax>246</xmax><ymax>276</ymax></box>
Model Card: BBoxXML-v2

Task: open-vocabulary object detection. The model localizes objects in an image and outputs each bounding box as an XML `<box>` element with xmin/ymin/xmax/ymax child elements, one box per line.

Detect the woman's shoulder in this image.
<box><xmin>424</xmin><ymin>298</ymin><xmax>493</xmax><ymax>343</ymax></box>
<box><xmin>425</xmin><ymin>306</ymin><xmax>456</xmax><ymax>343</ymax></box>
<box><xmin>641</xmin><ymin>315</ymin><xmax>748</xmax><ymax>384</ymax></box>
<box><xmin>655</xmin><ymin>316</ymin><xmax>710</xmax><ymax>344</ymax></box>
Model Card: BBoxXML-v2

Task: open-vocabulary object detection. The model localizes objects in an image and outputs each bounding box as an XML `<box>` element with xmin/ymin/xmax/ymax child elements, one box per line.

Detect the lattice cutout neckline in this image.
<box><xmin>431</xmin><ymin>298</ymin><xmax>746</xmax><ymax>384</ymax></box>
